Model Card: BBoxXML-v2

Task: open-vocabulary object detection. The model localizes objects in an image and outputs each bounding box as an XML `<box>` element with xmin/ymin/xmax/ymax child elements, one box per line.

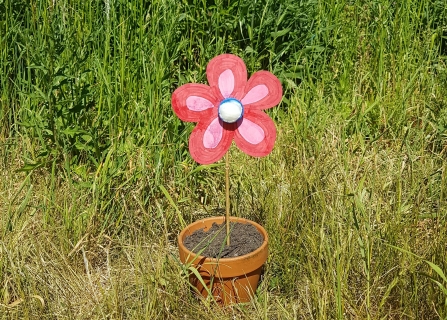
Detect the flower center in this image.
<box><xmin>218</xmin><ymin>98</ymin><xmax>244</xmax><ymax>123</ymax></box>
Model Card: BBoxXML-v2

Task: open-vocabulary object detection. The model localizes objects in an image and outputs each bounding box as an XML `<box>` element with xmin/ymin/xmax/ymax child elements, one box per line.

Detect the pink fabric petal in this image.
<box><xmin>189</xmin><ymin>115</ymin><xmax>235</xmax><ymax>165</ymax></box>
<box><xmin>172</xmin><ymin>83</ymin><xmax>218</xmax><ymax>122</ymax></box>
<box><xmin>218</xmin><ymin>69</ymin><xmax>235</xmax><ymax>98</ymax></box>
<box><xmin>207</xmin><ymin>54</ymin><xmax>247</xmax><ymax>100</ymax></box>
<box><xmin>203</xmin><ymin>117</ymin><xmax>223</xmax><ymax>148</ymax></box>
<box><xmin>186</xmin><ymin>96</ymin><xmax>214</xmax><ymax>111</ymax></box>
<box><xmin>241</xmin><ymin>84</ymin><xmax>269</xmax><ymax>105</ymax></box>
<box><xmin>242</xmin><ymin>71</ymin><xmax>282</xmax><ymax>110</ymax></box>
<box><xmin>237</xmin><ymin>118</ymin><xmax>265</xmax><ymax>145</ymax></box>
<box><xmin>234</xmin><ymin>110</ymin><xmax>276</xmax><ymax>157</ymax></box>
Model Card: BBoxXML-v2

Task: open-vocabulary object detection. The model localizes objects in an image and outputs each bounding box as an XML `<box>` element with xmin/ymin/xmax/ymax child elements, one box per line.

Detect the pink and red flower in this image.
<box><xmin>172</xmin><ymin>54</ymin><xmax>282</xmax><ymax>164</ymax></box>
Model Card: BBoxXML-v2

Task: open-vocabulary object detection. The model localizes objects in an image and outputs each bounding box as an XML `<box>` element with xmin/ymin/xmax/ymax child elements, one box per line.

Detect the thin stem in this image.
<box><xmin>225</xmin><ymin>153</ymin><xmax>230</xmax><ymax>246</ymax></box>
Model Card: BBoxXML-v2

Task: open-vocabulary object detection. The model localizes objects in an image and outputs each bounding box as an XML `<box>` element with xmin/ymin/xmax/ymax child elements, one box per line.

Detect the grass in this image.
<box><xmin>1</xmin><ymin>0</ymin><xmax>447</xmax><ymax>318</ymax></box>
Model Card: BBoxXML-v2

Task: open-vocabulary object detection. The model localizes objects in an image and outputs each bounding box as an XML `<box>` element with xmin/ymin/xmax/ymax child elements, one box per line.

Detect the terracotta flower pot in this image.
<box><xmin>178</xmin><ymin>216</ymin><xmax>268</xmax><ymax>305</ymax></box>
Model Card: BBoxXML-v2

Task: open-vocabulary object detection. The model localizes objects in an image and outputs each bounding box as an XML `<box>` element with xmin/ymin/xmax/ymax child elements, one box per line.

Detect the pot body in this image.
<box><xmin>178</xmin><ymin>216</ymin><xmax>268</xmax><ymax>305</ymax></box>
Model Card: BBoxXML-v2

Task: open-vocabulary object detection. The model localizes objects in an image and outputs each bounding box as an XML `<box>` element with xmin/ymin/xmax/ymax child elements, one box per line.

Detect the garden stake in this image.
<box><xmin>225</xmin><ymin>152</ymin><xmax>230</xmax><ymax>245</ymax></box>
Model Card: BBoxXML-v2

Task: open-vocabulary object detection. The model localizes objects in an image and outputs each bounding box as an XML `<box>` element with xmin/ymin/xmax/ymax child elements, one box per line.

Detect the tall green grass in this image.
<box><xmin>1</xmin><ymin>0</ymin><xmax>447</xmax><ymax>318</ymax></box>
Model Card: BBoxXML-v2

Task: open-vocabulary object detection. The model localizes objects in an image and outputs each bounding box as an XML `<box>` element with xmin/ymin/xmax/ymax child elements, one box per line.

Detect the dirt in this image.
<box><xmin>183</xmin><ymin>221</ymin><xmax>264</xmax><ymax>258</ymax></box>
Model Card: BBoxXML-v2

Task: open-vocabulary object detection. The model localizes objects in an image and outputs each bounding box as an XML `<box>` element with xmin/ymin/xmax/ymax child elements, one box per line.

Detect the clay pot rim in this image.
<box><xmin>178</xmin><ymin>216</ymin><xmax>268</xmax><ymax>263</ymax></box>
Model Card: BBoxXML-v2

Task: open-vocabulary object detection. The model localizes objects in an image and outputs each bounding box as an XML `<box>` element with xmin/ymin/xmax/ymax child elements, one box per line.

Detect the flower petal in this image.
<box><xmin>218</xmin><ymin>69</ymin><xmax>234</xmax><ymax>98</ymax></box>
<box><xmin>206</xmin><ymin>54</ymin><xmax>247</xmax><ymax>100</ymax></box>
<box><xmin>241</xmin><ymin>71</ymin><xmax>282</xmax><ymax>110</ymax></box>
<box><xmin>186</xmin><ymin>96</ymin><xmax>214</xmax><ymax>112</ymax></box>
<box><xmin>189</xmin><ymin>115</ymin><xmax>235</xmax><ymax>164</ymax></box>
<box><xmin>203</xmin><ymin>117</ymin><xmax>223</xmax><ymax>148</ymax></box>
<box><xmin>172</xmin><ymin>83</ymin><xmax>218</xmax><ymax>122</ymax></box>
<box><xmin>241</xmin><ymin>84</ymin><xmax>269</xmax><ymax>105</ymax></box>
<box><xmin>234</xmin><ymin>110</ymin><xmax>276</xmax><ymax>157</ymax></box>
<box><xmin>237</xmin><ymin>118</ymin><xmax>265</xmax><ymax>145</ymax></box>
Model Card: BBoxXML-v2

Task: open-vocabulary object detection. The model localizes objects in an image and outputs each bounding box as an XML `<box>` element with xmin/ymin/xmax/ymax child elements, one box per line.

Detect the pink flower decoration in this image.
<box><xmin>172</xmin><ymin>54</ymin><xmax>282</xmax><ymax>164</ymax></box>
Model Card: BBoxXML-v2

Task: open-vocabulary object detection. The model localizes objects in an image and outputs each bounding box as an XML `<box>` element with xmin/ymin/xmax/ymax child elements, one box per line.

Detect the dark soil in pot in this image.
<box><xmin>183</xmin><ymin>221</ymin><xmax>263</xmax><ymax>258</ymax></box>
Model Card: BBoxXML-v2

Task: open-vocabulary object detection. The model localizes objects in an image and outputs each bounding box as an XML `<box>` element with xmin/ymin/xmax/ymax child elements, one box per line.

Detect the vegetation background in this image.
<box><xmin>1</xmin><ymin>0</ymin><xmax>447</xmax><ymax>318</ymax></box>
